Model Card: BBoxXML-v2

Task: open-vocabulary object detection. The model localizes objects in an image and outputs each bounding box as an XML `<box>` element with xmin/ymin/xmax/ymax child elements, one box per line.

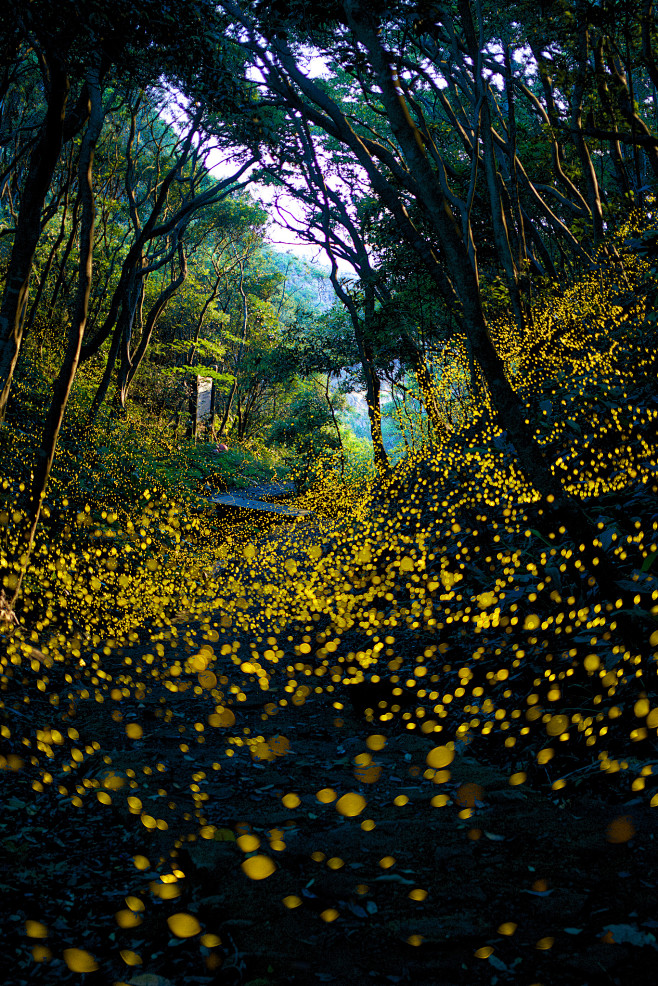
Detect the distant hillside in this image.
<box><xmin>264</xmin><ymin>248</ymin><xmax>335</xmax><ymax>313</ymax></box>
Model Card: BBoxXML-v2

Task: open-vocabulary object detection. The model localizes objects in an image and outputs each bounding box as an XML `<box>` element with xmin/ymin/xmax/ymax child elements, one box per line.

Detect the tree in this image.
<box><xmin>255</xmin><ymin>121</ymin><xmax>396</xmax><ymax>469</ymax></box>
<box><xmin>0</xmin><ymin>0</ymin><xmax>239</xmax><ymax>420</ymax></box>
<box><xmin>80</xmin><ymin>101</ymin><xmax>256</xmax><ymax>423</ymax></box>
<box><xmin>1</xmin><ymin>1</ymin><xmax>262</xmax><ymax>599</ymax></box>
<box><xmin>211</xmin><ymin>0</ymin><xmax>655</xmax><ymax>604</ymax></box>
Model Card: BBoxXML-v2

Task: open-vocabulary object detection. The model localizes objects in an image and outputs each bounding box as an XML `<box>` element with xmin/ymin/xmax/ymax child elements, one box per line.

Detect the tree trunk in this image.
<box><xmin>529</xmin><ymin>41</ymin><xmax>593</xmax><ymax>217</ymax></box>
<box><xmin>218</xmin><ymin>253</ymin><xmax>248</xmax><ymax>438</ymax></box>
<box><xmin>12</xmin><ymin>66</ymin><xmax>103</xmax><ymax>602</ymax></box>
<box><xmin>79</xmin><ymin>104</ymin><xmax>206</xmax><ymax>365</ymax></box>
<box><xmin>570</xmin><ymin>15</ymin><xmax>605</xmax><ymax>250</ymax></box>
<box><xmin>503</xmin><ymin>44</ymin><xmax>530</xmax><ymax>279</ymax></box>
<box><xmin>361</xmin><ymin>284</ymin><xmax>388</xmax><ymax>472</ymax></box>
<box><xmin>87</xmin><ymin>267</ymin><xmax>141</xmax><ymax>425</ymax></box>
<box><xmin>443</xmin><ymin>248</ymin><xmax>638</xmax><ymax>605</ymax></box>
<box><xmin>327</xmin><ymin>270</ymin><xmax>388</xmax><ymax>472</ymax></box>
<box><xmin>340</xmin><ymin>0</ymin><xmax>638</xmax><ymax>606</ymax></box>
<box><xmin>45</xmin><ymin>204</ymin><xmax>81</xmax><ymax>320</ymax></box>
<box><xmin>403</xmin><ymin>335</ymin><xmax>449</xmax><ymax>439</ymax></box>
<box><xmin>218</xmin><ymin>379</ymin><xmax>237</xmax><ymax>439</ymax></box>
<box><xmin>209</xmin><ymin>365</ymin><xmax>218</xmax><ymax>440</ymax></box>
<box><xmin>606</xmin><ymin>49</ymin><xmax>658</xmax><ymax>181</ymax></box>
<box><xmin>479</xmin><ymin>85</ymin><xmax>527</xmax><ymax>335</ymax></box>
<box><xmin>121</xmin><ymin>243</ymin><xmax>188</xmax><ymax>408</ymax></box>
<box><xmin>325</xmin><ymin>372</ymin><xmax>345</xmax><ymax>480</ymax></box>
<box><xmin>116</xmin><ymin>276</ymin><xmax>145</xmax><ymax>411</ymax></box>
<box><xmin>23</xmin><ymin>158</ymin><xmax>74</xmax><ymax>342</ymax></box>
<box><xmin>365</xmin><ymin>359</ymin><xmax>388</xmax><ymax>473</ymax></box>
<box><xmin>186</xmin><ymin>375</ymin><xmax>198</xmax><ymax>439</ymax></box>
<box><xmin>593</xmin><ymin>36</ymin><xmax>633</xmax><ymax>198</ymax></box>
<box><xmin>236</xmin><ymin>392</ymin><xmax>244</xmax><ymax>440</ymax></box>
<box><xmin>0</xmin><ymin>60</ymin><xmax>71</xmax><ymax>420</ymax></box>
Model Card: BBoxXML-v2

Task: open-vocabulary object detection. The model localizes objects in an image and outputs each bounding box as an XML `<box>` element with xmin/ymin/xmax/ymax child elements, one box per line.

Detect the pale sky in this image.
<box><xmin>205</xmin><ymin>52</ymin><xmax>355</xmax><ymax>272</ymax></box>
<box><xmin>206</xmin><ymin>152</ymin><xmax>354</xmax><ymax>273</ymax></box>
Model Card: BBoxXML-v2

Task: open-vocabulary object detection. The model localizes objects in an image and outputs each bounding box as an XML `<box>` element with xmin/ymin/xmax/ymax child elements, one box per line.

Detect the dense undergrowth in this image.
<box><xmin>2</xmin><ymin>241</ymin><xmax>658</xmax><ymax>983</ymax></box>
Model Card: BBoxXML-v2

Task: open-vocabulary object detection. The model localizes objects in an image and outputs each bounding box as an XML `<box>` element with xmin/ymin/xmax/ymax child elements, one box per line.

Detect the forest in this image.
<box><xmin>1</xmin><ymin>1</ymin><xmax>658</xmax><ymax>983</ymax></box>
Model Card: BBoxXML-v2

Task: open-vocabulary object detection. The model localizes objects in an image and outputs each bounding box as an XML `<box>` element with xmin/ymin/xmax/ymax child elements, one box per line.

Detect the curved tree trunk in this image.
<box><xmin>218</xmin><ymin>253</ymin><xmax>248</xmax><ymax>439</ymax></box>
<box><xmin>325</xmin><ymin>373</ymin><xmax>345</xmax><ymax>480</ymax></box>
<box><xmin>12</xmin><ymin>66</ymin><xmax>103</xmax><ymax>602</ymax></box>
<box><xmin>593</xmin><ymin>36</ymin><xmax>633</xmax><ymax>198</ymax></box>
<box><xmin>119</xmin><ymin>242</ymin><xmax>188</xmax><ymax>409</ymax></box>
<box><xmin>402</xmin><ymin>334</ymin><xmax>450</xmax><ymax>439</ymax></box>
<box><xmin>23</xmin><ymin>157</ymin><xmax>75</xmax><ymax>343</ymax></box>
<box><xmin>0</xmin><ymin>60</ymin><xmax>71</xmax><ymax>421</ymax></box>
<box><xmin>328</xmin><ymin>271</ymin><xmax>388</xmax><ymax>472</ymax></box>
<box><xmin>362</xmin><ymin>342</ymin><xmax>387</xmax><ymax>473</ymax></box>
<box><xmin>570</xmin><ymin>16</ymin><xmax>605</xmax><ymax>250</ymax></box>
<box><xmin>87</xmin><ymin>267</ymin><xmax>140</xmax><ymax>426</ymax></box>
<box><xmin>338</xmin><ymin>0</ymin><xmax>641</xmax><ymax>607</ymax></box>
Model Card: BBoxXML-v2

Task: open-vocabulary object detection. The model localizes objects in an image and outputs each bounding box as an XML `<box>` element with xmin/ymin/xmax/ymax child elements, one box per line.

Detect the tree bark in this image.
<box><xmin>12</xmin><ymin>66</ymin><xmax>103</xmax><ymax>601</ymax></box>
<box><xmin>337</xmin><ymin>1</ymin><xmax>640</xmax><ymax>605</ymax></box>
<box><xmin>606</xmin><ymin>50</ymin><xmax>658</xmax><ymax>181</ymax></box>
<box><xmin>362</xmin><ymin>339</ymin><xmax>387</xmax><ymax>473</ymax></box>
<box><xmin>570</xmin><ymin>14</ymin><xmax>605</xmax><ymax>250</ymax></box>
<box><xmin>528</xmin><ymin>41</ymin><xmax>593</xmax><ymax>218</ymax></box>
<box><xmin>23</xmin><ymin>152</ymin><xmax>75</xmax><ymax>343</ymax></box>
<box><xmin>459</xmin><ymin>0</ymin><xmax>526</xmax><ymax>336</ymax></box>
<box><xmin>209</xmin><ymin>364</ymin><xmax>218</xmax><ymax>440</ymax></box>
<box><xmin>87</xmin><ymin>266</ymin><xmax>141</xmax><ymax>425</ymax></box>
<box><xmin>119</xmin><ymin>242</ymin><xmax>188</xmax><ymax>408</ymax></box>
<box><xmin>327</xmin><ymin>268</ymin><xmax>388</xmax><ymax>472</ymax></box>
<box><xmin>0</xmin><ymin>58</ymin><xmax>71</xmax><ymax>420</ymax></box>
<box><xmin>218</xmin><ymin>253</ymin><xmax>248</xmax><ymax>438</ymax></box>
<box><xmin>402</xmin><ymin>336</ymin><xmax>449</xmax><ymax>440</ymax></box>
<box><xmin>187</xmin><ymin>374</ymin><xmax>199</xmax><ymax>439</ymax></box>
<box><xmin>593</xmin><ymin>36</ymin><xmax>633</xmax><ymax>198</ymax></box>
<box><xmin>79</xmin><ymin>105</ymin><xmax>205</xmax><ymax>364</ymax></box>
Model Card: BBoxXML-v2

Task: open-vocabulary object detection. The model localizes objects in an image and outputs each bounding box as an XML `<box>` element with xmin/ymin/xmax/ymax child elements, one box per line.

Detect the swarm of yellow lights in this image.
<box><xmin>1</xmin><ymin>229</ymin><xmax>658</xmax><ymax>980</ymax></box>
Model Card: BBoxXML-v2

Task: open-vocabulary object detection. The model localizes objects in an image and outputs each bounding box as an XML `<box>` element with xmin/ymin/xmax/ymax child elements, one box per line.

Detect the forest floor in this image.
<box><xmin>2</xmin><ymin>510</ymin><xmax>658</xmax><ymax>986</ymax></box>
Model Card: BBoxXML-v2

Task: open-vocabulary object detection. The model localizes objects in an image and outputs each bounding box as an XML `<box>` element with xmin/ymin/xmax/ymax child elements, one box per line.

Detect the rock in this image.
<box><xmin>452</xmin><ymin>755</ymin><xmax>517</xmax><ymax>791</ymax></box>
<box><xmin>186</xmin><ymin>839</ymin><xmax>236</xmax><ymax>873</ymax></box>
<box><xmin>128</xmin><ymin>976</ymin><xmax>175</xmax><ymax>986</ymax></box>
<box><xmin>388</xmin><ymin>733</ymin><xmax>432</xmax><ymax>754</ymax></box>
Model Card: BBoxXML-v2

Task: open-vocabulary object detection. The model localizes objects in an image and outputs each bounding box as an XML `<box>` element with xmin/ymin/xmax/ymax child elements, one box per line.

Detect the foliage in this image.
<box><xmin>2</xmin><ymin>3</ymin><xmax>658</xmax><ymax>982</ymax></box>
<box><xmin>269</xmin><ymin>386</ymin><xmax>343</xmax><ymax>489</ymax></box>
<box><xmin>1</xmin><ymin>238</ymin><xmax>658</xmax><ymax>986</ymax></box>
